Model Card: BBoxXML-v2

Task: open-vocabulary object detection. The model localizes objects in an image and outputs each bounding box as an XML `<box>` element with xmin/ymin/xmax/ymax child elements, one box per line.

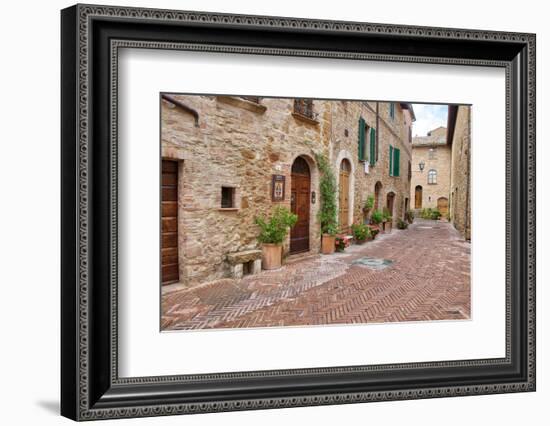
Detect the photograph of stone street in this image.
<box><xmin>160</xmin><ymin>95</ymin><xmax>471</xmax><ymax>331</ymax></box>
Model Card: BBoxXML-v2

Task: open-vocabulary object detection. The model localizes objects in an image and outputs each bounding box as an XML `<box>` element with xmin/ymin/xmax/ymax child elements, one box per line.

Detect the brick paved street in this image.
<box><xmin>162</xmin><ymin>219</ymin><xmax>470</xmax><ymax>331</ymax></box>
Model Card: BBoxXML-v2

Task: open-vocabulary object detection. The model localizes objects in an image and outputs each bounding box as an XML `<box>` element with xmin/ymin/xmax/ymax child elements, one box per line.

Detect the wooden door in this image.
<box><xmin>290</xmin><ymin>157</ymin><xmax>310</xmax><ymax>254</ymax></box>
<box><xmin>161</xmin><ymin>160</ymin><xmax>179</xmax><ymax>285</ymax></box>
<box><xmin>339</xmin><ymin>160</ymin><xmax>351</xmax><ymax>230</ymax></box>
<box><xmin>415</xmin><ymin>186</ymin><xmax>422</xmax><ymax>209</ymax></box>
<box><xmin>437</xmin><ymin>197</ymin><xmax>449</xmax><ymax>216</ymax></box>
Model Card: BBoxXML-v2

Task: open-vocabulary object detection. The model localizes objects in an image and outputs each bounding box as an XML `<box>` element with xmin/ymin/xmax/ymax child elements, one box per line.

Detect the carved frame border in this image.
<box><xmin>61</xmin><ymin>3</ymin><xmax>536</xmax><ymax>420</ymax></box>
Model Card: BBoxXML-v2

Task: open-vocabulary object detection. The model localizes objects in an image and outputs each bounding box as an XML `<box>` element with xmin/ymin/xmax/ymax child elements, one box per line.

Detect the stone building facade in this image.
<box><xmin>448</xmin><ymin>105</ymin><xmax>472</xmax><ymax>240</ymax></box>
<box><xmin>161</xmin><ymin>95</ymin><xmax>413</xmax><ymax>287</ymax></box>
<box><xmin>410</xmin><ymin>126</ymin><xmax>452</xmax><ymax>215</ymax></box>
<box><xmin>409</xmin><ymin>107</ymin><xmax>471</xmax><ymax>241</ymax></box>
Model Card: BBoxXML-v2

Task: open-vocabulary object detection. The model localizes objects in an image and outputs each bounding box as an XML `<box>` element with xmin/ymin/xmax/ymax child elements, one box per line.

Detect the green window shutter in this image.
<box><xmin>370</xmin><ymin>128</ymin><xmax>376</xmax><ymax>166</ymax></box>
<box><xmin>358</xmin><ymin>117</ymin><xmax>365</xmax><ymax>161</ymax></box>
<box><xmin>389</xmin><ymin>145</ymin><xmax>393</xmax><ymax>176</ymax></box>
<box><xmin>390</xmin><ymin>103</ymin><xmax>395</xmax><ymax>120</ymax></box>
<box><xmin>394</xmin><ymin>148</ymin><xmax>400</xmax><ymax>176</ymax></box>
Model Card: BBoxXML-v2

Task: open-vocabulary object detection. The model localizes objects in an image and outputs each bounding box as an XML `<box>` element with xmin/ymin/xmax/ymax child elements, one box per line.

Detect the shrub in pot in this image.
<box><xmin>370</xmin><ymin>210</ymin><xmax>384</xmax><ymax>233</ymax></box>
<box><xmin>430</xmin><ymin>209</ymin><xmax>442</xmax><ymax>220</ymax></box>
<box><xmin>396</xmin><ymin>218</ymin><xmax>408</xmax><ymax>230</ymax></box>
<box><xmin>255</xmin><ymin>206</ymin><xmax>298</xmax><ymax>270</ymax></box>
<box><xmin>315</xmin><ymin>153</ymin><xmax>338</xmax><ymax>254</ymax></box>
<box><xmin>351</xmin><ymin>223</ymin><xmax>372</xmax><ymax>244</ymax></box>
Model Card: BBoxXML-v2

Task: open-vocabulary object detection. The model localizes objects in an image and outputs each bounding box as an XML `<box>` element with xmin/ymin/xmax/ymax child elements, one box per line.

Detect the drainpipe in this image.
<box><xmin>376</xmin><ymin>102</ymin><xmax>380</xmax><ymax>162</ymax></box>
<box><xmin>161</xmin><ymin>94</ymin><xmax>199</xmax><ymax>127</ymax></box>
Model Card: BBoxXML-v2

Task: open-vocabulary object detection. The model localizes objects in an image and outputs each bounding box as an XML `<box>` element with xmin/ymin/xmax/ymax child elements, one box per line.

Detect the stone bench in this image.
<box><xmin>226</xmin><ymin>249</ymin><xmax>262</xmax><ymax>279</ymax></box>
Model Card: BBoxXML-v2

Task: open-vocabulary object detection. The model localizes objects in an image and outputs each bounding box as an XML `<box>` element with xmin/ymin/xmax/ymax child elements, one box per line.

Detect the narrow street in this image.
<box><xmin>162</xmin><ymin>219</ymin><xmax>470</xmax><ymax>331</ymax></box>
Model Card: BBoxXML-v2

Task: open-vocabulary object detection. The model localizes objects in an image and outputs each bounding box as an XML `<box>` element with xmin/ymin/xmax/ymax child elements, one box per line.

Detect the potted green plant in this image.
<box><xmin>396</xmin><ymin>218</ymin><xmax>408</xmax><ymax>230</ymax></box>
<box><xmin>315</xmin><ymin>153</ymin><xmax>338</xmax><ymax>254</ymax></box>
<box><xmin>351</xmin><ymin>223</ymin><xmax>372</xmax><ymax>244</ymax></box>
<box><xmin>370</xmin><ymin>210</ymin><xmax>384</xmax><ymax>234</ymax></box>
<box><xmin>431</xmin><ymin>209</ymin><xmax>442</xmax><ymax>220</ymax></box>
<box><xmin>255</xmin><ymin>206</ymin><xmax>298</xmax><ymax>270</ymax></box>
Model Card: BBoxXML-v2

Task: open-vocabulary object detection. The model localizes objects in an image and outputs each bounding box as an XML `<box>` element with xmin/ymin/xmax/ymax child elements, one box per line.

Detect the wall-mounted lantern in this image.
<box><xmin>419</xmin><ymin>160</ymin><xmax>425</xmax><ymax>172</ymax></box>
<box><xmin>311</xmin><ymin>191</ymin><xmax>316</xmax><ymax>204</ymax></box>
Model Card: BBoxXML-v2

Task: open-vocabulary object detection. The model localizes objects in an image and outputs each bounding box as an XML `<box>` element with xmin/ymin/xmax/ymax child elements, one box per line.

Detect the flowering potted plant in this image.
<box><xmin>368</xmin><ymin>224</ymin><xmax>380</xmax><ymax>239</ymax></box>
<box><xmin>255</xmin><ymin>206</ymin><xmax>298</xmax><ymax>270</ymax></box>
<box><xmin>335</xmin><ymin>235</ymin><xmax>352</xmax><ymax>252</ymax></box>
<box><xmin>351</xmin><ymin>223</ymin><xmax>372</xmax><ymax>244</ymax></box>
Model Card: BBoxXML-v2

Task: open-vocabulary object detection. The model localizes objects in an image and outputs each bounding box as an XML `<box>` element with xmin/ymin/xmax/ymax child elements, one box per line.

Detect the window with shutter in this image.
<box><xmin>389</xmin><ymin>145</ymin><xmax>394</xmax><ymax>176</ymax></box>
<box><xmin>369</xmin><ymin>128</ymin><xmax>376</xmax><ymax>166</ymax></box>
<box><xmin>358</xmin><ymin>117</ymin><xmax>366</xmax><ymax>161</ymax></box>
<box><xmin>394</xmin><ymin>148</ymin><xmax>400</xmax><ymax>176</ymax></box>
<box><xmin>390</xmin><ymin>103</ymin><xmax>395</xmax><ymax>120</ymax></box>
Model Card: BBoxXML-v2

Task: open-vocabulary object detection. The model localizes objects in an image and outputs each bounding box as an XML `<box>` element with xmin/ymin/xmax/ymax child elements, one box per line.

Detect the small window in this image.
<box><xmin>294</xmin><ymin>99</ymin><xmax>314</xmax><ymax>119</ymax></box>
<box><xmin>221</xmin><ymin>187</ymin><xmax>236</xmax><ymax>208</ymax></box>
<box><xmin>428</xmin><ymin>169</ymin><xmax>437</xmax><ymax>184</ymax></box>
<box><xmin>429</xmin><ymin>147</ymin><xmax>436</xmax><ymax>159</ymax></box>
<box><xmin>389</xmin><ymin>102</ymin><xmax>395</xmax><ymax>120</ymax></box>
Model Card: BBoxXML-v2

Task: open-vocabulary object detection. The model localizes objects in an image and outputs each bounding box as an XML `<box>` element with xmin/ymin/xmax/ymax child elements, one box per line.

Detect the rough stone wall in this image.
<box><xmin>449</xmin><ymin>106</ymin><xmax>471</xmax><ymax>240</ymax></box>
<box><xmin>162</xmin><ymin>97</ymin><xmax>411</xmax><ymax>287</ymax></box>
<box><xmin>162</xmin><ymin>95</ymin><xmax>330</xmax><ymax>287</ymax></box>
<box><xmin>330</xmin><ymin>101</ymin><xmax>412</xmax><ymax>227</ymax></box>
<box><xmin>410</xmin><ymin>142</ymin><xmax>452</xmax><ymax>210</ymax></box>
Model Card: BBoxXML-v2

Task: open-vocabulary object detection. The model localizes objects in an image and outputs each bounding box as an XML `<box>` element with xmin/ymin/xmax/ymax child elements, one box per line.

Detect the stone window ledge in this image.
<box><xmin>218</xmin><ymin>207</ymin><xmax>239</xmax><ymax>212</ymax></box>
<box><xmin>291</xmin><ymin>111</ymin><xmax>319</xmax><ymax>126</ymax></box>
<box><xmin>216</xmin><ymin>96</ymin><xmax>267</xmax><ymax>114</ymax></box>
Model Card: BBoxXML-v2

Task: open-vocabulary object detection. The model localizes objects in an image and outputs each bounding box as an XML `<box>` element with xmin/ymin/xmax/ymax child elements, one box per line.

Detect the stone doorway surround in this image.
<box><xmin>286</xmin><ymin>153</ymin><xmax>320</xmax><ymax>256</ymax></box>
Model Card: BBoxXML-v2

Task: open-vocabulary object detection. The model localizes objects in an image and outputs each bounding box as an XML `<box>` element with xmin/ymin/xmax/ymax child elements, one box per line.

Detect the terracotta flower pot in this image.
<box><xmin>321</xmin><ymin>234</ymin><xmax>336</xmax><ymax>254</ymax></box>
<box><xmin>261</xmin><ymin>243</ymin><xmax>282</xmax><ymax>270</ymax></box>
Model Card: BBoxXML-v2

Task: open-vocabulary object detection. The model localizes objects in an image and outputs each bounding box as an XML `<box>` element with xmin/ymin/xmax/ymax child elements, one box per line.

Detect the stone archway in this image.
<box><xmin>288</xmin><ymin>153</ymin><xmax>320</xmax><ymax>255</ymax></box>
<box><xmin>334</xmin><ymin>150</ymin><xmax>356</xmax><ymax>231</ymax></box>
<box><xmin>386</xmin><ymin>191</ymin><xmax>396</xmax><ymax>217</ymax></box>
<box><xmin>339</xmin><ymin>159</ymin><xmax>352</xmax><ymax>229</ymax></box>
<box><xmin>290</xmin><ymin>156</ymin><xmax>311</xmax><ymax>254</ymax></box>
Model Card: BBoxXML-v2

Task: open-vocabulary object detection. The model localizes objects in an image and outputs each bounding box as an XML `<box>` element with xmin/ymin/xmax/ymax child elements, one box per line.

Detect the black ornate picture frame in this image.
<box><xmin>61</xmin><ymin>4</ymin><xmax>536</xmax><ymax>421</ymax></box>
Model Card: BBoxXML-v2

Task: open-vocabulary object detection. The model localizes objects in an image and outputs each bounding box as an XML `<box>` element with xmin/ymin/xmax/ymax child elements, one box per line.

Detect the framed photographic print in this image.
<box><xmin>61</xmin><ymin>3</ymin><xmax>536</xmax><ymax>421</ymax></box>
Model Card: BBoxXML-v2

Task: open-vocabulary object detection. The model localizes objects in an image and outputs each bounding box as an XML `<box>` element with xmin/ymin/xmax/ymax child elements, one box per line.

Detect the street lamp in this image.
<box><xmin>419</xmin><ymin>160</ymin><xmax>425</xmax><ymax>172</ymax></box>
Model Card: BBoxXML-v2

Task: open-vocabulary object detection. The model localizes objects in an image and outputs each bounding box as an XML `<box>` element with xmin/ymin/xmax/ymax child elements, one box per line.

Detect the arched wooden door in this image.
<box><xmin>386</xmin><ymin>192</ymin><xmax>395</xmax><ymax>216</ymax></box>
<box><xmin>290</xmin><ymin>157</ymin><xmax>311</xmax><ymax>254</ymax></box>
<box><xmin>339</xmin><ymin>159</ymin><xmax>351</xmax><ymax>230</ymax></box>
<box><xmin>415</xmin><ymin>185</ymin><xmax>423</xmax><ymax>209</ymax></box>
<box><xmin>437</xmin><ymin>197</ymin><xmax>449</xmax><ymax>216</ymax></box>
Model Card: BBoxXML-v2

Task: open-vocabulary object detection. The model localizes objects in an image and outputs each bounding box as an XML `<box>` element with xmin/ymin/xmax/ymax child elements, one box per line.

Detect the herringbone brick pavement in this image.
<box><xmin>162</xmin><ymin>219</ymin><xmax>470</xmax><ymax>330</ymax></box>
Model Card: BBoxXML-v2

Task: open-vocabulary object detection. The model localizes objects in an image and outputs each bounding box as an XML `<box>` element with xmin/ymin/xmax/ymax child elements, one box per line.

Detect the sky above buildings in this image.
<box><xmin>411</xmin><ymin>104</ymin><xmax>448</xmax><ymax>137</ymax></box>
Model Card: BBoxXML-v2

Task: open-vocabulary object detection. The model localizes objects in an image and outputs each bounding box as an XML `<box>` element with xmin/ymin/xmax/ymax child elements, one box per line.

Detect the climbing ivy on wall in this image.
<box><xmin>315</xmin><ymin>153</ymin><xmax>338</xmax><ymax>235</ymax></box>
